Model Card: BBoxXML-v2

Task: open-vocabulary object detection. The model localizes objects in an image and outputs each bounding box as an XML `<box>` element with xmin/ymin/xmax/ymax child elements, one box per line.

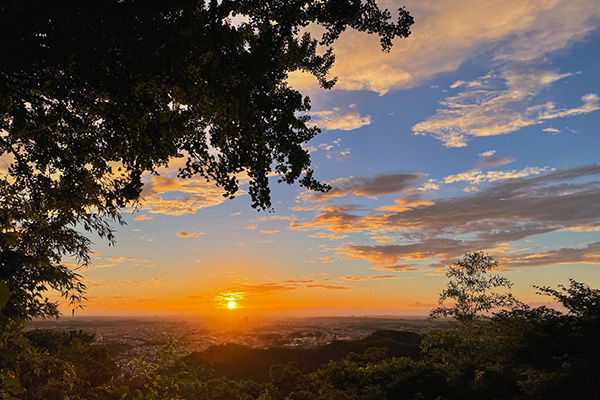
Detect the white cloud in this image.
<box><xmin>479</xmin><ymin>150</ymin><xmax>497</xmax><ymax>157</ymax></box>
<box><xmin>412</xmin><ymin>65</ymin><xmax>599</xmax><ymax>147</ymax></box>
<box><xmin>542</xmin><ymin>127</ymin><xmax>562</xmax><ymax>134</ymax></box>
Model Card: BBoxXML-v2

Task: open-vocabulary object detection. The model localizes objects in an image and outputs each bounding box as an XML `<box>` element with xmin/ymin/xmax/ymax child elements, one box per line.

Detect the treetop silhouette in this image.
<box><xmin>0</xmin><ymin>0</ymin><xmax>413</xmax><ymax>318</ymax></box>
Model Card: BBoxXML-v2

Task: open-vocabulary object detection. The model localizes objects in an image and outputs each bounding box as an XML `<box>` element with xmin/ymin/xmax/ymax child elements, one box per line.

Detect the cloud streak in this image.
<box><xmin>177</xmin><ymin>231</ymin><xmax>205</xmax><ymax>238</ymax></box>
<box><xmin>293</xmin><ymin>165</ymin><xmax>600</xmax><ymax>268</ymax></box>
<box><xmin>413</xmin><ymin>66</ymin><xmax>599</xmax><ymax>147</ymax></box>
<box><xmin>310</xmin><ymin>108</ymin><xmax>372</xmax><ymax>131</ymax></box>
<box><xmin>301</xmin><ymin>172</ymin><xmax>425</xmax><ymax>203</ymax></box>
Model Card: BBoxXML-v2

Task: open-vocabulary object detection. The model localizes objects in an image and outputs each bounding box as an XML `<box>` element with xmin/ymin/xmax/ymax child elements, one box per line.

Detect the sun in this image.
<box><xmin>227</xmin><ymin>301</ymin><xmax>237</xmax><ymax>309</ymax></box>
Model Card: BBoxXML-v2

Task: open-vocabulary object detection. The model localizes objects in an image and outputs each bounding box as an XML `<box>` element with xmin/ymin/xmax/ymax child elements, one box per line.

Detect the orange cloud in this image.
<box><xmin>177</xmin><ymin>231</ymin><xmax>205</xmax><ymax>238</ymax></box>
<box><xmin>140</xmin><ymin>174</ymin><xmax>231</xmax><ymax>216</ymax></box>
<box><xmin>309</xmin><ymin>232</ymin><xmax>349</xmax><ymax>241</ymax></box>
<box><xmin>310</xmin><ymin>108</ymin><xmax>372</xmax><ymax>131</ymax></box>
<box><xmin>343</xmin><ymin>275</ymin><xmax>399</xmax><ymax>281</ymax></box>
<box><xmin>307</xmin><ymin>256</ymin><xmax>335</xmax><ymax>264</ymax></box>
<box><xmin>134</xmin><ymin>214</ymin><xmax>153</xmax><ymax>221</ymax></box>
<box><xmin>283</xmin><ymin>279</ymin><xmax>317</xmax><ymax>284</ymax></box>
<box><xmin>120</xmin><ymin>280</ymin><xmax>142</xmax><ymax>285</ymax></box>
<box><xmin>306</xmin><ymin>284</ymin><xmax>351</xmax><ymax>290</ymax></box>
<box><xmin>377</xmin><ymin>198</ymin><xmax>434</xmax><ymax>212</ymax></box>
<box><xmin>369</xmin><ymin>236</ymin><xmax>396</xmax><ymax>243</ymax></box>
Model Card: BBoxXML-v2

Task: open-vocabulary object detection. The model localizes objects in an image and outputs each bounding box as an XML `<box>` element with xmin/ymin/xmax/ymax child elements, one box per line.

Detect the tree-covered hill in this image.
<box><xmin>185</xmin><ymin>330</ymin><xmax>422</xmax><ymax>382</ymax></box>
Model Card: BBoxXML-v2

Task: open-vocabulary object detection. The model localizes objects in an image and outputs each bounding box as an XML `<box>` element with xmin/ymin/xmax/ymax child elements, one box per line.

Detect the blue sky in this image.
<box><xmin>74</xmin><ymin>0</ymin><xmax>600</xmax><ymax>316</ymax></box>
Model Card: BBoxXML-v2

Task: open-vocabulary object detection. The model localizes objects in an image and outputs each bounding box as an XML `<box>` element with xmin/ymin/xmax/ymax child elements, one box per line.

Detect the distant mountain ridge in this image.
<box><xmin>185</xmin><ymin>330</ymin><xmax>423</xmax><ymax>382</ymax></box>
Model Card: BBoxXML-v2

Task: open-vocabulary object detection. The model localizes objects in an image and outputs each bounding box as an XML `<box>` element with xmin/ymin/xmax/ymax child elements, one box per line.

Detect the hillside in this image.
<box><xmin>185</xmin><ymin>330</ymin><xmax>423</xmax><ymax>382</ymax></box>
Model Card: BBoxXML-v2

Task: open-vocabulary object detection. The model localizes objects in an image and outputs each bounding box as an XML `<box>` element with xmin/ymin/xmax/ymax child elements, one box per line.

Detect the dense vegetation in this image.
<box><xmin>1</xmin><ymin>253</ymin><xmax>598</xmax><ymax>399</ymax></box>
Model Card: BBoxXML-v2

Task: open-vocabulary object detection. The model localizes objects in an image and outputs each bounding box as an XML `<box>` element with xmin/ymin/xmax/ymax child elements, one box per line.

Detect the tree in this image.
<box><xmin>429</xmin><ymin>252</ymin><xmax>521</xmax><ymax>334</ymax></box>
<box><xmin>0</xmin><ymin>0</ymin><xmax>414</xmax><ymax>319</ymax></box>
<box><xmin>423</xmin><ymin>252</ymin><xmax>522</xmax><ymax>392</ymax></box>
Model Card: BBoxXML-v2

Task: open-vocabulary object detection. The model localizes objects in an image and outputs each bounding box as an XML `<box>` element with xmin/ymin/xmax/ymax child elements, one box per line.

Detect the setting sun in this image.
<box><xmin>228</xmin><ymin>301</ymin><xmax>237</xmax><ymax>309</ymax></box>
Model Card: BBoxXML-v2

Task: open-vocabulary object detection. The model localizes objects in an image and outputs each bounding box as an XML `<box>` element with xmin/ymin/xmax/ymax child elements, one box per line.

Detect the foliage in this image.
<box><xmin>429</xmin><ymin>252</ymin><xmax>522</xmax><ymax>325</ymax></box>
<box><xmin>423</xmin><ymin>253</ymin><xmax>522</xmax><ymax>396</ymax></box>
<box><xmin>488</xmin><ymin>280</ymin><xmax>600</xmax><ymax>399</ymax></box>
<box><xmin>535</xmin><ymin>278</ymin><xmax>600</xmax><ymax>318</ymax></box>
<box><xmin>422</xmin><ymin>254</ymin><xmax>600</xmax><ymax>399</ymax></box>
<box><xmin>0</xmin><ymin>0</ymin><xmax>413</xmax><ymax>324</ymax></box>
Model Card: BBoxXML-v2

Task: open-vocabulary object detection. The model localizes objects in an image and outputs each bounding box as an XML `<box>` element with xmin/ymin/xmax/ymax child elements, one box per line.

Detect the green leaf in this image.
<box><xmin>4</xmin><ymin>375</ymin><xmax>25</xmax><ymax>395</ymax></box>
<box><xmin>0</xmin><ymin>280</ymin><xmax>11</xmax><ymax>310</ymax></box>
<box><xmin>1</xmin><ymin>232</ymin><xmax>18</xmax><ymax>246</ymax></box>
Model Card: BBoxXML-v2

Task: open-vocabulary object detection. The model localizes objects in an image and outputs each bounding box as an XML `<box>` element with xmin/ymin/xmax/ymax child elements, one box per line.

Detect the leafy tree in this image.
<box><xmin>428</xmin><ymin>252</ymin><xmax>521</xmax><ymax>338</ymax></box>
<box><xmin>423</xmin><ymin>252</ymin><xmax>522</xmax><ymax>394</ymax></box>
<box><xmin>489</xmin><ymin>280</ymin><xmax>600</xmax><ymax>399</ymax></box>
<box><xmin>0</xmin><ymin>0</ymin><xmax>413</xmax><ymax>319</ymax></box>
<box><xmin>535</xmin><ymin>278</ymin><xmax>600</xmax><ymax>319</ymax></box>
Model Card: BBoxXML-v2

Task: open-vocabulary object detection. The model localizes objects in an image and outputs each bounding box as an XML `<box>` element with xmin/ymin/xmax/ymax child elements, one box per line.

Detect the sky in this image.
<box><xmin>71</xmin><ymin>0</ymin><xmax>600</xmax><ymax>318</ymax></box>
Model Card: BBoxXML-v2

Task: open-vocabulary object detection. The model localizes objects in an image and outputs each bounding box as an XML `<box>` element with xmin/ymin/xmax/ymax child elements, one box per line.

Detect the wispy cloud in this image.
<box><xmin>134</xmin><ymin>214</ymin><xmax>153</xmax><ymax>221</ymax></box>
<box><xmin>306</xmin><ymin>284</ymin><xmax>351</xmax><ymax>290</ymax></box>
<box><xmin>307</xmin><ymin>256</ymin><xmax>335</xmax><ymax>264</ymax></box>
<box><xmin>260</xmin><ymin>229</ymin><xmax>280</xmax><ymax>234</ymax></box>
<box><xmin>443</xmin><ymin>166</ymin><xmax>547</xmax><ymax>185</ymax></box>
<box><xmin>177</xmin><ymin>231</ymin><xmax>205</xmax><ymax>238</ymax></box>
<box><xmin>304</xmin><ymin>138</ymin><xmax>352</xmax><ymax>162</ymax></box>
<box><xmin>309</xmin><ymin>232</ymin><xmax>349</xmax><ymax>241</ymax></box>
<box><xmin>343</xmin><ymin>275</ymin><xmax>399</xmax><ymax>281</ymax></box>
<box><xmin>300</xmin><ymin>172</ymin><xmax>425</xmax><ymax>203</ymax></box>
<box><xmin>370</xmin><ymin>235</ymin><xmax>396</xmax><ymax>243</ymax></box>
<box><xmin>120</xmin><ymin>276</ymin><xmax>165</xmax><ymax>287</ymax></box>
<box><xmin>413</xmin><ymin>66</ymin><xmax>599</xmax><ymax>147</ymax></box>
<box><xmin>106</xmin><ymin>256</ymin><xmax>150</xmax><ymax>264</ymax></box>
<box><xmin>476</xmin><ymin>156</ymin><xmax>515</xmax><ymax>168</ymax></box>
<box><xmin>310</xmin><ymin>107</ymin><xmax>372</xmax><ymax>131</ymax></box>
<box><xmin>498</xmin><ymin>242</ymin><xmax>600</xmax><ymax>268</ymax></box>
<box><xmin>293</xmin><ymin>165</ymin><xmax>600</xmax><ymax>269</ymax></box>
<box><xmin>543</xmin><ymin>127</ymin><xmax>562</xmax><ymax>134</ymax></box>
<box><xmin>479</xmin><ymin>150</ymin><xmax>497</xmax><ymax>157</ymax></box>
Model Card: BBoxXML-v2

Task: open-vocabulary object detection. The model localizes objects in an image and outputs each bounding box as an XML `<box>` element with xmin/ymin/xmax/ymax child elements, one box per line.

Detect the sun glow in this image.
<box><xmin>227</xmin><ymin>301</ymin><xmax>237</xmax><ymax>309</ymax></box>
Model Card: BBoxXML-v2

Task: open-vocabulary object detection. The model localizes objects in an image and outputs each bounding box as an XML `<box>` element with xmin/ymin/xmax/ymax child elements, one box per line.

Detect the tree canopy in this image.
<box><xmin>0</xmin><ymin>0</ymin><xmax>413</xmax><ymax>318</ymax></box>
